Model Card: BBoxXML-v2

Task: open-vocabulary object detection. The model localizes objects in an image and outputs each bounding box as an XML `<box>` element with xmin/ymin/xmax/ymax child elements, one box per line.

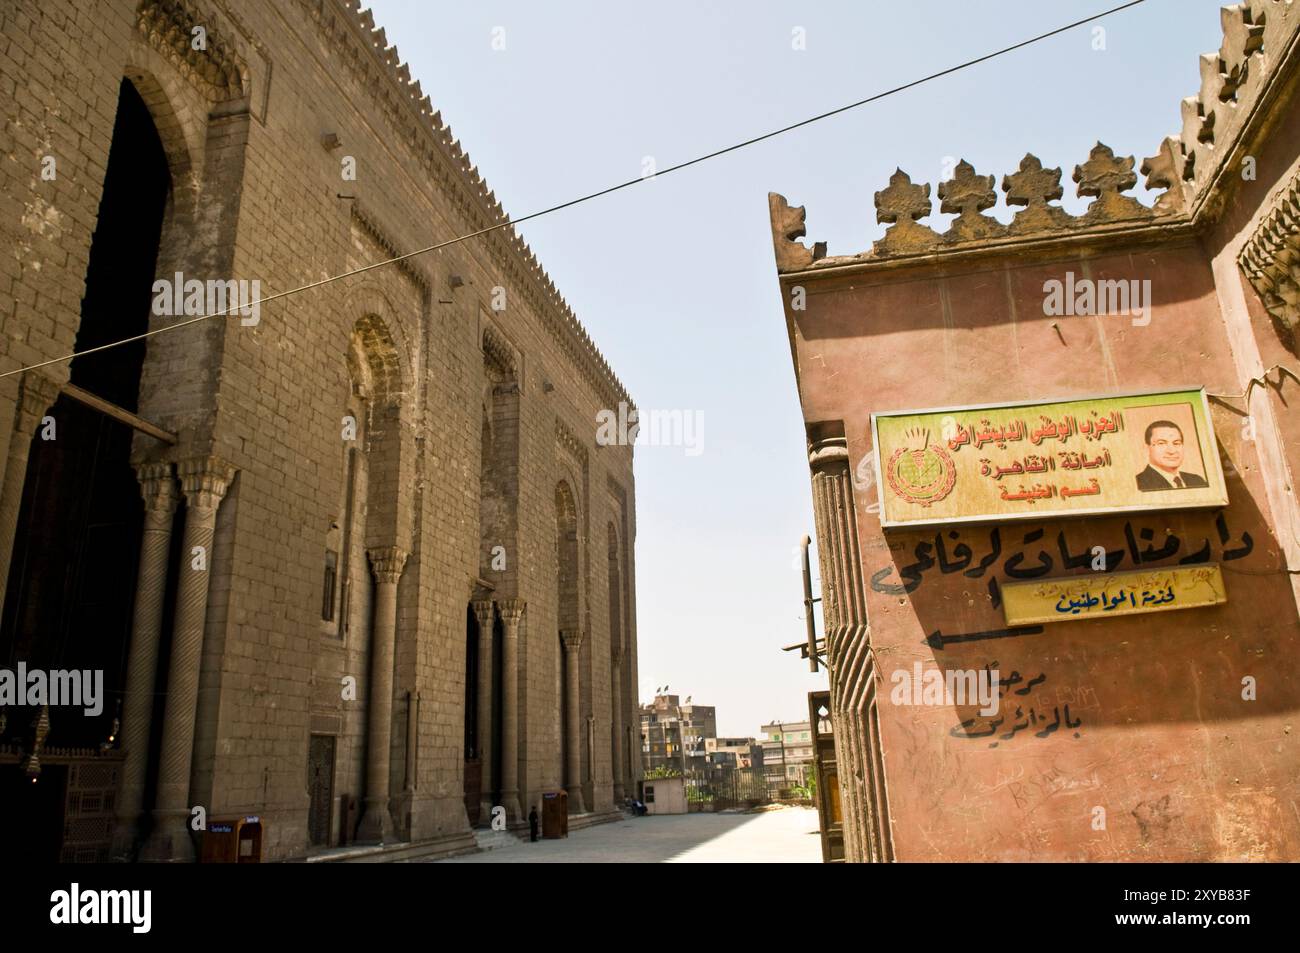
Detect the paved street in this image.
<box><xmin>428</xmin><ymin>807</ymin><xmax>822</xmax><ymax>863</ymax></box>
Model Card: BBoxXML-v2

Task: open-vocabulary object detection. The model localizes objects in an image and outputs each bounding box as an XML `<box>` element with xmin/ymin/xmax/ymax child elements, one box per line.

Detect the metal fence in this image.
<box><xmin>681</xmin><ymin>765</ymin><xmax>792</xmax><ymax>811</ymax></box>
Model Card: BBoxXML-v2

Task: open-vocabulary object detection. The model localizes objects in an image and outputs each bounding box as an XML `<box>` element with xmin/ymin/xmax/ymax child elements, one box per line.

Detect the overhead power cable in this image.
<box><xmin>1</xmin><ymin>0</ymin><xmax>1147</xmax><ymax>380</ymax></box>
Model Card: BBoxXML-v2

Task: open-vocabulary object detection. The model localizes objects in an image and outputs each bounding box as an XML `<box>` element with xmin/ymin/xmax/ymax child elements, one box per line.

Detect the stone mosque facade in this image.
<box><xmin>0</xmin><ymin>0</ymin><xmax>639</xmax><ymax>861</ymax></box>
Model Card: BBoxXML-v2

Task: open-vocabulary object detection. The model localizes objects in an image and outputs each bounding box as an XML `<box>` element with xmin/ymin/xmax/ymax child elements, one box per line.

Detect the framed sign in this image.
<box><xmin>1001</xmin><ymin>565</ymin><xmax>1227</xmax><ymax>626</ymax></box>
<box><xmin>871</xmin><ymin>388</ymin><xmax>1227</xmax><ymax>529</ymax></box>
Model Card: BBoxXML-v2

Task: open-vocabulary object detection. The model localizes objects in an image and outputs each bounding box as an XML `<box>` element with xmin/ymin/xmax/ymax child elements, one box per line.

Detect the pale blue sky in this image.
<box><xmin>368</xmin><ymin>0</ymin><xmax>1227</xmax><ymax>735</ymax></box>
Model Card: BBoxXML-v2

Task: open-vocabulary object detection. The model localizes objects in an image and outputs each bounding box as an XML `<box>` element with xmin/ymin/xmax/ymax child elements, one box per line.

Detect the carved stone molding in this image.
<box><xmin>1239</xmin><ymin>167</ymin><xmax>1300</xmax><ymax>352</ymax></box>
<box><xmin>1139</xmin><ymin>136</ymin><xmax>1188</xmax><ymax>215</ymax></box>
<box><xmin>498</xmin><ymin>598</ymin><xmax>526</xmax><ymax>626</ymax></box>
<box><xmin>771</xmin><ymin>145</ymin><xmax>1163</xmax><ymax>272</ymax></box>
<box><xmin>938</xmin><ymin>160</ymin><xmax>1005</xmax><ymax>242</ymax></box>
<box><xmin>350</xmin><ymin>203</ymin><xmax>430</xmax><ymax>297</ymax></box>
<box><xmin>176</xmin><ymin>455</ymin><xmax>235</xmax><ymax>512</ymax></box>
<box><xmin>873</xmin><ymin>169</ymin><xmax>941</xmax><ymax>256</ymax></box>
<box><xmin>768</xmin><ymin>193</ymin><xmax>826</xmax><ymax>271</ymax></box>
<box><xmin>14</xmin><ymin>373</ymin><xmax>60</xmax><ymax>435</ymax></box>
<box><xmin>137</xmin><ymin>461</ymin><xmax>179</xmax><ymax>515</ymax></box>
<box><xmin>471</xmin><ymin>599</ymin><xmax>494</xmax><ymax>628</ymax></box>
<box><xmin>556</xmin><ymin>417</ymin><xmax>588</xmax><ymax>464</ymax></box>
<box><xmin>1074</xmin><ymin>143</ymin><xmax>1151</xmax><ymax>225</ymax></box>
<box><xmin>366</xmin><ymin>545</ymin><xmax>409</xmax><ymax>584</ymax></box>
<box><xmin>1143</xmin><ymin>1</ymin><xmax>1298</xmax><ymax>212</ymax></box>
<box><xmin>137</xmin><ymin>0</ymin><xmax>247</xmax><ymax>101</ymax></box>
<box><xmin>1003</xmin><ymin>154</ymin><xmax>1074</xmax><ymax>235</ymax></box>
<box><xmin>481</xmin><ymin>323</ymin><xmax>517</xmax><ymax>379</ymax></box>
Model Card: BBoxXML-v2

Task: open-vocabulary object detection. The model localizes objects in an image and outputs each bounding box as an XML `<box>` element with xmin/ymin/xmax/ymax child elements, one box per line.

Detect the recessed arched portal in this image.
<box><xmin>1</xmin><ymin>77</ymin><xmax>172</xmax><ymax>862</ymax></box>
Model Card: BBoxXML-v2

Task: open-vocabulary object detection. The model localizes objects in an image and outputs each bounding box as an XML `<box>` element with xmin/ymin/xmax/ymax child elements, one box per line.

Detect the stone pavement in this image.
<box><xmin>422</xmin><ymin>806</ymin><xmax>822</xmax><ymax>863</ymax></box>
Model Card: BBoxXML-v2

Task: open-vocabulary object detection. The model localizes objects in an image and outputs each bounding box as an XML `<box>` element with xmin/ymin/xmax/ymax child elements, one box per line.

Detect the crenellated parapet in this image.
<box><xmin>770</xmin><ymin>143</ymin><xmax>1169</xmax><ymax>272</ymax></box>
<box><xmin>770</xmin><ymin>3</ymin><xmax>1300</xmax><ymax>275</ymax></box>
<box><xmin>1142</xmin><ymin>0</ymin><xmax>1300</xmax><ymax>214</ymax></box>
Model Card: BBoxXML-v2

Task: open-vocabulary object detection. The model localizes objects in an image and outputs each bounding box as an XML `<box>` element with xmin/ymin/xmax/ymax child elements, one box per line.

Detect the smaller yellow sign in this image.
<box><xmin>1002</xmin><ymin>564</ymin><xmax>1226</xmax><ymax>626</ymax></box>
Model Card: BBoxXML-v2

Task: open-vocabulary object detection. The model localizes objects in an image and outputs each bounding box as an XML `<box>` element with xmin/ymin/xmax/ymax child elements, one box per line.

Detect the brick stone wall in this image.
<box><xmin>0</xmin><ymin>0</ymin><xmax>638</xmax><ymax>860</ymax></box>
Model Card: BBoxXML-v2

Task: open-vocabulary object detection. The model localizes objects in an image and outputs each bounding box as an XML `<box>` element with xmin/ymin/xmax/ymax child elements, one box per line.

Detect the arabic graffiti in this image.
<box><xmin>869</xmin><ymin>513</ymin><xmax>1254</xmax><ymax>609</ymax></box>
<box><xmin>949</xmin><ymin>664</ymin><xmax>1081</xmax><ymax>746</ymax></box>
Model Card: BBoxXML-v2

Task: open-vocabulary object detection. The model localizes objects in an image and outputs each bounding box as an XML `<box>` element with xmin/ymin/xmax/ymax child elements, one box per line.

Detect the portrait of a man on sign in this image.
<box><xmin>1132</xmin><ymin>408</ymin><xmax>1208</xmax><ymax>491</ymax></box>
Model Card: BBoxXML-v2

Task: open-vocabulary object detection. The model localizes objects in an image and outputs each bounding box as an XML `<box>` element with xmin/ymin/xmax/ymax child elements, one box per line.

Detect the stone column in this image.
<box><xmin>111</xmin><ymin>462</ymin><xmax>178</xmax><ymax>859</ymax></box>
<box><xmin>355</xmin><ymin>545</ymin><xmax>408</xmax><ymax>844</ymax></box>
<box><xmin>561</xmin><ymin>629</ymin><xmax>586</xmax><ymax>813</ymax></box>
<box><xmin>611</xmin><ymin>648</ymin><xmax>625</xmax><ymax>802</ymax></box>
<box><xmin>471</xmin><ymin>598</ymin><xmax>495</xmax><ymax>824</ymax></box>
<box><xmin>141</xmin><ymin>456</ymin><xmax>235</xmax><ymax>863</ymax></box>
<box><xmin>0</xmin><ymin>372</ymin><xmax>60</xmax><ymax>614</ymax></box>
<box><xmin>497</xmin><ymin>599</ymin><xmax>525</xmax><ymax>822</ymax></box>
<box><xmin>808</xmin><ymin>429</ymin><xmax>886</xmax><ymax>863</ymax></box>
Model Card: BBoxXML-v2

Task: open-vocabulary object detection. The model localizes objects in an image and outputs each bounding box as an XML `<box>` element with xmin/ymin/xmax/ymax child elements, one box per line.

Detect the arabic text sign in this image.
<box><xmin>1001</xmin><ymin>564</ymin><xmax>1226</xmax><ymax>626</ymax></box>
<box><xmin>871</xmin><ymin>389</ymin><xmax>1227</xmax><ymax>528</ymax></box>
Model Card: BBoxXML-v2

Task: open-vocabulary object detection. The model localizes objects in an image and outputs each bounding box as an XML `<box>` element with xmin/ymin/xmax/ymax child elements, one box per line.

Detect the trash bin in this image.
<box><xmin>542</xmin><ymin>791</ymin><xmax>568</xmax><ymax>839</ymax></box>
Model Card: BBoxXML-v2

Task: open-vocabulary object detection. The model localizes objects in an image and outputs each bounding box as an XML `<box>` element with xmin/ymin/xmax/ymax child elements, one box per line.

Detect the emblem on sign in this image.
<box><xmin>885</xmin><ymin>428</ymin><xmax>955</xmax><ymax>507</ymax></box>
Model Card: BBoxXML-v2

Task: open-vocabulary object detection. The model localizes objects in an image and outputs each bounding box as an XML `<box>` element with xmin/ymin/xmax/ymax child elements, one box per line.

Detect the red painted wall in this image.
<box><xmin>787</xmin><ymin>242</ymin><xmax>1300</xmax><ymax>860</ymax></box>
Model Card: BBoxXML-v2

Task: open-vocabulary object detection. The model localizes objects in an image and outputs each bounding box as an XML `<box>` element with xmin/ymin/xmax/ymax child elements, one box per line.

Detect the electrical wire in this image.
<box><xmin>0</xmin><ymin>0</ymin><xmax>1148</xmax><ymax>381</ymax></box>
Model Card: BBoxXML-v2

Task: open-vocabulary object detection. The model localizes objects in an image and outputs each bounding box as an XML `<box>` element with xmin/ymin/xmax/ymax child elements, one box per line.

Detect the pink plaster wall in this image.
<box><xmin>787</xmin><ymin>243</ymin><xmax>1300</xmax><ymax>860</ymax></box>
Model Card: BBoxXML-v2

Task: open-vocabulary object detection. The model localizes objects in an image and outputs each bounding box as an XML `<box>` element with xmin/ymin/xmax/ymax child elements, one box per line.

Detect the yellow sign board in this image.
<box><xmin>1001</xmin><ymin>564</ymin><xmax>1227</xmax><ymax>626</ymax></box>
<box><xmin>871</xmin><ymin>389</ymin><xmax>1227</xmax><ymax>528</ymax></box>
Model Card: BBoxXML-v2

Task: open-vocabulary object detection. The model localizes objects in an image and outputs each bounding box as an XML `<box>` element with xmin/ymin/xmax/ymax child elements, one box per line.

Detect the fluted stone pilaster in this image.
<box><xmin>142</xmin><ymin>456</ymin><xmax>235</xmax><ymax>863</ymax></box>
<box><xmin>111</xmin><ymin>462</ymin><xmax>179</xmax><ymax>860</ymax></box>
<box><xmin>611</xmin><ymin>648</ymin><xmax>625</xmax><ymax>801</ymax></box>
<box><xmin>497</xmin><ymin>599</ymin><xmax>525</xmax><ymax>822</ymax></box>
<box><xmin>808</xmin><ymin>431</ymin><xmax>889</xmax><ymax>863</ymax></box>
<box><xmin>471</xmin><ymin>598</ymin><xmax>495</xmax><ymax>824</ymax></box>
<box><xmin>356</xmin><ymin>545</ymin><xmax>408</xmax><ymax>844</ymax></box>
<box><xmin>561</xmin><ymin>629</ymin><xmax>586</xmax><ymax>814</ymax></box>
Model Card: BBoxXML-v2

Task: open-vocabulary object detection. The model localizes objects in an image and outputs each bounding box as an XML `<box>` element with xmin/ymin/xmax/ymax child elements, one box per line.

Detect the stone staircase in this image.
<box><xmin>473</xmin><ymin>827</ymin><xmax>526</xmax><ymax>852</ymax></box>
<box><xmin>305</xmin><ymin>829</ymin><xmax>477</xmax><ymax>863</ymax></box>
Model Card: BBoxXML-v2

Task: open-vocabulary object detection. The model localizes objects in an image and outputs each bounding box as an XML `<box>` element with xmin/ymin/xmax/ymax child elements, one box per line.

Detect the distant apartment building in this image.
<box><xmin>640</xmin><ymin>693</ymin><xmax>717</xmax><ymax>773</ymax></box>
<box><xmin>705</xmin><ymin>736</ymin><xmax>765</xmax><ymax>770</ymax></box>
<box><xmin>761</xmin><ymin>720</ymin><xmax>815</xmax><ymax>786</ymax></box>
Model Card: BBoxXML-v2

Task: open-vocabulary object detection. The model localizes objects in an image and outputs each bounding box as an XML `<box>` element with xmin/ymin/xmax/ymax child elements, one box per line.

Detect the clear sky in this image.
<box><xmin>367</xmin><ymin>0</ymin><xmax>1228</xmax><ymax>736</ymax></box>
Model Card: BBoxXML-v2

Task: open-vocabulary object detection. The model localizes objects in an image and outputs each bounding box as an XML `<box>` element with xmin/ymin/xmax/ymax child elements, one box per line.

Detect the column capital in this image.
<box><xmin>15</xmin><ymin>372</ymin><xmax>61</xmax><ymax>434</ymax></box>
<box><xmin>176</xmin><ymin>456</ymin><xmax>236</xmax><ymax>510</ymax></box>
<box><xmin>807</xmin><ymin>433</ymin><xmax>850</xmax><ymax>474</ymax></box>
<box><xmin>367</xmin><ymin>546</ymin><xmax>409</xmax><ymax>584</ymax></box>
<box><xmin>498</xmin><ymin>599</ymin><xmax>526</xmax><ymax>626</ymax></box>
<box><xmin>137</xmin><ymin>462</ymin><xmax>178</xmax><ymax>515</ymax></box>
<box><xmin>471</xmin><ymin>599</ymin><xmax>495</xmax><ymax>628</ymax></box>
<box><xmin>560</xmin><ymin>629</ymin><xmax>583</xmax><ymax>652</ymax></box>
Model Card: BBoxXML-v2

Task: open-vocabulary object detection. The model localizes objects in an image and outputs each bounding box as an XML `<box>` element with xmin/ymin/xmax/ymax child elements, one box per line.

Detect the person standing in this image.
<box><xmin>528</xmin><ymin>806</ymin><xmax>539</xmax><ymax>842</ymax></box>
